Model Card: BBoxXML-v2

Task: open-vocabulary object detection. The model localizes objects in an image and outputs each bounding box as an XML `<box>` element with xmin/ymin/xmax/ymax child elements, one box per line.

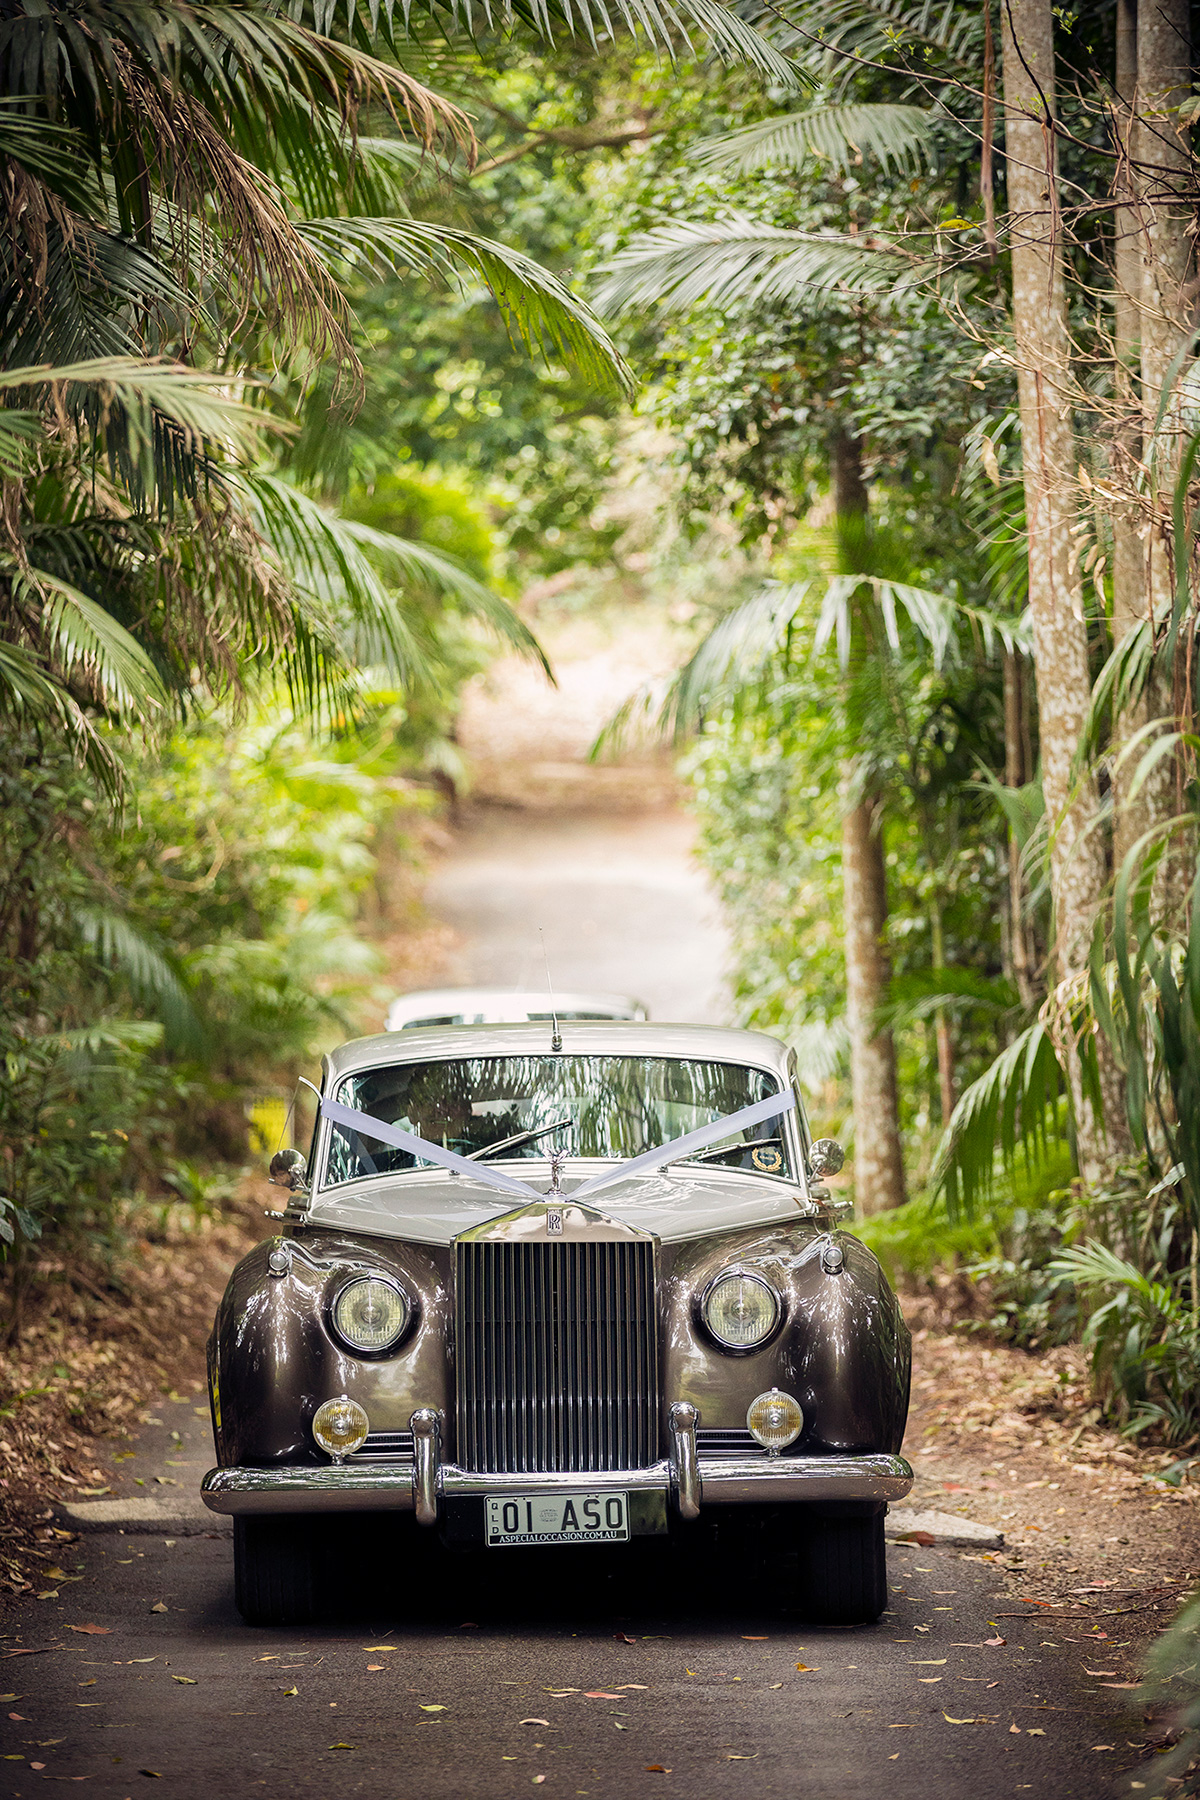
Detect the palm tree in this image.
<box><xmin>0</xmin><ymin>0</ymin><xmax>791</xmax><ymax>759</ymax></box>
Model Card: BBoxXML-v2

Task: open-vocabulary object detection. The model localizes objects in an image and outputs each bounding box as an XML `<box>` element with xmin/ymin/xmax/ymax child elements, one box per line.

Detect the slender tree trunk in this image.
<box><xmin>835</xmin><ymin>428</ymin><xmax>907</xmax><ymax>1212</ymax></box>
<box><xmin>1134</xmin><ymin>0</ymin><xmax>1193</xmax><ymax>901</ymax></box>
<box><xmin>1004</xmin><ymin>649</ymin><xmax>1037</xmax><ymax>1007</ymax></box>
<box><xmin>1001</xmin><ymin>0</ymin><xmax>1126</xmax><ymax>1179</ymax></box>
<box><xmin>930</xmin><ymin>896</ymin><xmax>956</xmax><ymax>1124</ymax></box>
<box><xmin>1110</xmin><ymin>0</ymin><xmax>1158</xmax><ymax>872</ymax></box>
<box><xmin>843</xmin><ymin>790</ymin><xmax>907</xmax><ymax>1210</ymax></box>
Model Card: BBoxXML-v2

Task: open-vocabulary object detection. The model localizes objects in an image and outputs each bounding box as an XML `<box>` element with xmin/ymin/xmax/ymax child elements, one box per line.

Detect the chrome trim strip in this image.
<box><xmin>668</xmin><ymin>1401</ymin><xmax>701</xmax><ymax>1520</ymax></box>
<box><xmin>410</xmin><ymin>1407</ymin><xmax>441</xmax><ymax>1526</ymax></box>
<box><xmin>200</xmin><ymin>1453</ymin><xmax>913</xmax><ymax>1515</ymax></box>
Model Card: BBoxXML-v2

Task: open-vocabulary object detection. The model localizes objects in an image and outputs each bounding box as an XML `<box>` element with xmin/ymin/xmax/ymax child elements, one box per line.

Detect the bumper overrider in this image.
<box><xmin>201</xmin><ymin>1403</ymin><xmax>913</xmax><ymax>1521</ymax></box>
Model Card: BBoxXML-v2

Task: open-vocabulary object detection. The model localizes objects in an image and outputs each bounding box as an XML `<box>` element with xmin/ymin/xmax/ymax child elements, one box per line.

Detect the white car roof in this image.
<box><xmin>325</xmin><ymin>1019</ymin><xmax>793</xmax><ymax>1085</ymax></box>
<box><xmin>384</xmin><ymin>986</ymin><xmax>647</xmax><ymax>1031</ymax></box>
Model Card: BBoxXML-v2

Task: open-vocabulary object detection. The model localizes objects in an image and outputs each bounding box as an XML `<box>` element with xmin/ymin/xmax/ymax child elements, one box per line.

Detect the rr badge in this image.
<box><xmin>546</xmin><ymin>1207</ymin><xmax>564</xmax><ymax>1235</ymax></box>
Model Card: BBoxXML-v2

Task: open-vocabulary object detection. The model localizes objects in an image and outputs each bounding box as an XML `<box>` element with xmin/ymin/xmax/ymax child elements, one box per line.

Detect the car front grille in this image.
<box><xmin>696</xmin><ymin>1428</ymin><xmax>759</xmax><ymax>1458</ymax></box>
<box><xmin>348</xmin><ymin>1430</ymin><xmax>414</xmax><ymax>1464</ymax></box>
<box><xmin>455</xmin><ymin>1239</ymin><xmax>658</xmax><ymax>1474</ymax></box>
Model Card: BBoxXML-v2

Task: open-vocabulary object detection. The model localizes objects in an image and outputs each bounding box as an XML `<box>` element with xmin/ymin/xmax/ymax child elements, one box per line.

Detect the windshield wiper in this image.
<box><xmin>676</xmin><ymin>1133</ymin><xmax>783</xmax><ymax>1166</ymax></box>
<box><xmin>466</xmin><ymin>1116</ymin><xmax>573</xmax><ymax>1162</ymax></box>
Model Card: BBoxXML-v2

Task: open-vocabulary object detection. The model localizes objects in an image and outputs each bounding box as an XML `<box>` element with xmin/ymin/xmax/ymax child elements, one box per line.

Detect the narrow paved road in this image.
<box><xmin>3</xmin><ymin>1405</ymin><xmax>1146</xmax><ymax>1800</ymax></box>
<box><xmin>4</xmin><ymin>618</ymin><xmax>1147</xmax><ymax>1796</ymax></box>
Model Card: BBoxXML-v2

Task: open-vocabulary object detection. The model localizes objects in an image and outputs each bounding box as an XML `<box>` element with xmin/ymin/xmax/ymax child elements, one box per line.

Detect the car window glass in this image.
<box><xmin>322</xmin><ymin>1056</ymin><xmax>788</xmax><ymax>1187</ymax></box>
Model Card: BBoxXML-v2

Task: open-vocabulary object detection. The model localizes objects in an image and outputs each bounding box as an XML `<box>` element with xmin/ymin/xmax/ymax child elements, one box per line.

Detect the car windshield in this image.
<box><xmin>322</xmin><ymin>1055</ymin><xmax>790</xmax><ymax>1187</ymax></box>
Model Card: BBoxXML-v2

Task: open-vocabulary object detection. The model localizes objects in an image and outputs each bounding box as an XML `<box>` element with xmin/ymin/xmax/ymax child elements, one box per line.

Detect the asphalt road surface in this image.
<box><xmin>424</xmin><ymin>806</ymin><xmax>733</xmax><ymax>1026</ymax></box>
<box><xmin>3</xmin><ymin>1404</ymin><xmax>1147</xmax><ymax>1800</ymax></box>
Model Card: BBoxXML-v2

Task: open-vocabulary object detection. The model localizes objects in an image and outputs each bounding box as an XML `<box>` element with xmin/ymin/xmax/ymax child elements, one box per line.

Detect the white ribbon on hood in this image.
<box><xmin>319</xmin><ymin>1087</ymin><xmax>797</xmax><ymax>1207</ymax></box>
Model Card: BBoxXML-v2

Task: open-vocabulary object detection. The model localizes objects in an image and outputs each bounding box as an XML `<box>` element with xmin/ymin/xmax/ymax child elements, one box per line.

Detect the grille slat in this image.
<box><xmin>456</xmin><ymin>1239</ymin><xmax>658</xmax><ymax>1473</ymax></box>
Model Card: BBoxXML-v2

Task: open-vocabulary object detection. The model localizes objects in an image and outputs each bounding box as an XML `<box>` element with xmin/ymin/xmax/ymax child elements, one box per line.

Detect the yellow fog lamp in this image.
<box><xmin>746</xmin><ymin>1388</ymin><xmax>804</xmax><ymax>1453</ymax></box>
<box><xmin>312</xmin><ymin>1395</ymin><xmax>369</xmax><ymax>1463</ymax></box>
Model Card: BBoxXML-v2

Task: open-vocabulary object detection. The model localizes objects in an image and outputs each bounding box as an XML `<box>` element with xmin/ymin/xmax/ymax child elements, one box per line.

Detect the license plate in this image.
<box><xmin>485</xmin><ymin>1491</ymin><xmax>629</xmax><ymax>1547</ymax></box>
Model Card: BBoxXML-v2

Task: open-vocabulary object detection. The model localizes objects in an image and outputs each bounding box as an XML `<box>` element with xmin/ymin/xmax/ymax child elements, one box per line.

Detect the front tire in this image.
<box><xmin>234</xmin><ymin>1516</ymin><xmax>320</xmax><ymax>1626</ymax></box>
<box><xmin>796</xmin><ymin>1507</ymin><xmax>887</xmax><ymax>1624</ymax></box>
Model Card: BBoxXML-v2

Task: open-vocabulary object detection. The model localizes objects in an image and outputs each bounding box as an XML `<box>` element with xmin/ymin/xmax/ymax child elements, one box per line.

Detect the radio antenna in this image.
<box><xmin>539</xmin><ymin>927</ymin><xmax>562</xmax><ymax>1052</ymax></box>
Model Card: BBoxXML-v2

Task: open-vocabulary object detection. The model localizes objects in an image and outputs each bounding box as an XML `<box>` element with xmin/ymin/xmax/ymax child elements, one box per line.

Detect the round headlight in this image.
<box><xmin>312</xmin><ymin>1395</ymin><xmax>369</xmax><ymax>1460</ymax></box>
<box><xmin>331</xmin><ymin>1275</ymin><xmax>409</xmax><ymax>1354</ymax></box>
<box><xmin>703</xmin><ymin>1270</ymin><xmax>781</xmax><ymax>1349</ymax></box>
<box><xmin>747</xmin><ymin>1388</ymin><xmax>804</xmax><ymax>1450</ymax></box>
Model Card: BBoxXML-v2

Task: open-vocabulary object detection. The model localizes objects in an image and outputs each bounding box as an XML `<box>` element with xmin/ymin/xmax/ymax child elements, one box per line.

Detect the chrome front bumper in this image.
<box><xmin>202</xmin><ymin>1423</ymin><xmax>913</xmax><ymax>1520</ymax></box>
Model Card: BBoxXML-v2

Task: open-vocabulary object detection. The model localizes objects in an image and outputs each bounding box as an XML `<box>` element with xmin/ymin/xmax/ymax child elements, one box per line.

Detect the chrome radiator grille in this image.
<box><xmin>455</xmin><ymin>1239</ymin><xmax>658</xmax><ymax>1473</ymax></box>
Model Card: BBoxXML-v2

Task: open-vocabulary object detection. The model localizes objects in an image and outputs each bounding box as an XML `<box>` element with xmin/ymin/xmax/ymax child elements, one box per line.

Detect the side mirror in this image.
<box><xmin>808</xmin><ymin>1138</ymin><xmax>845</xmax><ymax>1180</ymax></box>
<box><xmin>269</xmin><ymin>1148</ymin><xmax>308</xmax><ymax>1192</ymax></box>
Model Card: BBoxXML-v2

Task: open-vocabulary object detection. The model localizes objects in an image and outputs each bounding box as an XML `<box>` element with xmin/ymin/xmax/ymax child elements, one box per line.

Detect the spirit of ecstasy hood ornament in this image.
<box><xmin>547</xmin><ymin>1146</ymin><xmax>568</xmax><ymax>1196</ymax></box>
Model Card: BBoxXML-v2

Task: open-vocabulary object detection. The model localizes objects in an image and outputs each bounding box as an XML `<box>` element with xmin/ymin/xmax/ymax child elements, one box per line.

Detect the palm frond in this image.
<box><xmin>593</xmin><ymin>217</ymin><xmax>916</xmax><ymax>317</ymax></box>
<box><xmin>812</xmin><ymin>576</ymin><xmax>1025</xmax><ymax>672</ymax></box>
<box><xmin>18</xmin><ymin>565</ymin><xmax>168</xmax><ymax>719</ymax></box>
<box><xmin>592</xmin><ymin>580</ymin><xmax>809</xmax><ymax>755</ymax></box>
<box><xmin>931</xmin><ymin>1021</ymin><xmax>1068</xmax><ymax>1215</ymax></box>
<box><xmin>74</xmin><ymin>906</ymin><xmax>201</xmax><ymax>1052</ymax></box>
<box><xmin>690</xmin><ymin>102</ymin><xmax>935</xmax><ymax>177</ymax></box>
<box><xmin>299</xmin><ymin>216</ymin><xmax>633</xmax><ymax>395</ymax></box>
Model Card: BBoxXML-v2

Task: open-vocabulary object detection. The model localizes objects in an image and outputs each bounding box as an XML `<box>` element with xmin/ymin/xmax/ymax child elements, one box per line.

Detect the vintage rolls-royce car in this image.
<box><xmin>202</xmin><ymin>1022</ymin><xmax>912</xmax><ymax>1625</ymax></box>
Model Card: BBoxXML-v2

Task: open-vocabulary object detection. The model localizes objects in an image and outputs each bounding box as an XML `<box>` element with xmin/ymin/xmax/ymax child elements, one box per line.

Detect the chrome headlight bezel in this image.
<box><xmin>699</xmin><ymin>1267</ymin><xmax>783</xmax><ymax>1354</ymax></box>
<box><xmin>328</xmin><ymin>1272</ymin><xmax>413</xmax><ymax>1357</ymax></box>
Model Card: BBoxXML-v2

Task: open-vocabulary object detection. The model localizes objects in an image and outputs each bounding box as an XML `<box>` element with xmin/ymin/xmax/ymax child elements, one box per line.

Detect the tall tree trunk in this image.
<box><xmin>1004</xmin><ymin>649</ymin><xmax>1037</xmax><ymax>1008</ymax></box>
<box><xmin>835</xmin><ymin>428</ymin><xmax>907</xmax><ymax>1212</ymax></box>
<box><xmin>1001</xmin><ymin>0</ymin><xmax>1126</xmax><ymax>1179</ymax></box>
<box><xmin>1134</xmin><ymin>0</ymin><xmax>1193</xmax><ymax>900</ymax></box>
<box><xmin>1110</xmin><ymin>0</ymin><xmax>1157</xmax><ymax>872</ymax></box>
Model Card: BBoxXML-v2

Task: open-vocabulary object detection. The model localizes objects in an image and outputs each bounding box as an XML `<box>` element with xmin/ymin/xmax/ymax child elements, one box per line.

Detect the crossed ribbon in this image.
<box><xmin>318</xmin><ymin>1088</ymin><xmax>796</xmax><ymax>1206</ymax></box>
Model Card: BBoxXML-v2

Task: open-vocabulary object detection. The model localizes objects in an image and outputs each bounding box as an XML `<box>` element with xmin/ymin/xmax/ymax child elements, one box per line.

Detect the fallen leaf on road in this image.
<box><xmin>30</xmin><ymin>1763</ymin><xmax>45</xmax><ymax>1771</ymax></box>
<box><xmin>913</xmin><ymin>1659</ymin><xmax>946</xmax><ymax>1666</ymax></box>
<box><xmin>327</xmin><ymin>1743</ymin><xmax>356</xmax><ymax>1750</ymax></box>
<box><xmin>769</xmin><ymin>1683</ymin><xmax>783</xmax><ymax>1690</ymax></box>
<box><xmin>1009</xmin><ymin>1724</ymin><xmax>1021</xmax><ymax>1734</ymax></box>
<box><xmin>419</xmin><ymin>1705</ymin><xmax>446</xmax><ymax>1713</ymax></box>
<box><xmin>794</xmin><ymin>1664</ymin><xmax>818</xmax><ymax>1673</ymax></box>
<box><xmin>37</xmin><ymin>1591</ymin><xmax>59</xmax><ymax>1601</ymax></box>
<box><xmin>943</xmin><ymin>1483</ymin><xmax>966</xmax><ymax>1492</ymax></box>
<box><xmin>171</xmin><ymin>1676</ymin><xmax>197</xmax><ymax>1685</ymax></box>
<box><xmin>1092</xmin><ymin>1745</ymin><xmax>1115</xmax><ymax>1751</ymax></box>
<box><xmin>1099</xmin><ymin>1682</ymin><xmax>1140</xmax><ymax>1690</ymax></box>
<box><xmin>43</xmin><ymin>1569</ymin><xmax>69</xmax><ymax>1581</ymax></box>
<box><xmin>139</xmin><ymin>1770</ymin><xmax>162</xmax><ymax>1778</ymax></box>
<box><xmin>616</xmin><ymin>1684</ymin><xmax>647</xmax><ymax>1690</ymax></box>
<box><xmin>741</xmin><ymin>1636</ymin><xmax>768</xmax><ymax>1641</ymax></box>
<box><xmin>984</xmin><ymin>1637</ymin><xmax>1006</xmax><ymax>1647</ymax></box>
<box><xmin>282</xmin><ymin>1687</ymin><xmax>298</xmax><ymax>1697</ymax></box>
<box><xmin>9</xmin><ymin>1713</ymin><xmax>26</xmax><ymax>1721</ymax></box>
<box><xmin>149</xmin><ymin>1603</ymin><xmax>167</xmax><ymax>1615</ymax></box>
<box><xmin>545</xmin><ymin>1689</ymin><xmax>579</xmax><ymax>1695</ymax></box>
<box><xmin>942</xmin><ymin>1715</ymin><xmax>978</xmax><ymax>1725</ymax></box>
<box><xmin>614</xmin><ymin>1633</ymin><xmax>636</xmax><ymax>1644</ymax></box>
<box><xmin>889</xmin><ymin>1724</ymin><xmax>915</xmax><ymax>1729</ymax></box>
<box><xmin>585</xmin><ymin>1691</ymin><xmax>622</xmax><ymax>1699</ymax></box>
<box><xmin>532</xmin><ymin>1777</ymin><xmax>546</xmax><ymax>1785</ymax></box>
<box><xmin>896</xmin><ymin>1532</ymin><xmax>936</xmax><ymax>1546</ymax></box>
<box><xmin>520</xmin><ymin>1719</ymin><xmax>551</xmax><ymax>1727</ymax></box>
<box><xmin>366</xmin><ymin>1665</ymin><xmax>385</xmax><ymax>1672</ymax></box>
<box><xmin>2</xmin><ymin>1649</ymin><xmax>55</xmax><ymax>1658</ymax></box>
<box><xmin>363</xmin><ymin>1646</ymin><xmax>395</xmax><ymax>1652</ymax></box>
<box><xmin>918</xmin><ymin>1678</ymin><xmax>942</xmax><ymax>1683</ymax></box>
<box><xmin>644</xmin><ymin>1766</ymin><xmax>672</xmax><ymax>1773</ymax></box>
<box><xmin>725</xmin><ymin>1754</ymin><xmax>758</xmax><ymax>1760</ymax></box>
<box><xmin>1017</xmin><ymin>1598</ymin><xmax>1053</xmax><ymax>1608</ymax></box>
<box><xmin>1026</xmin><ymin>1728</ymin><xmax>1046</xmax><ymax>1736</ymax></box>
<box><xmin>1083</xmin><ymin>1669</ymin><xmax>1118</xmax><ymax>1677</ymax></box>
<box><xmin>67</xmin><ymin>1626</ymin><xmax>110</xmax><ymax>1637</ymax></box>
<box><xmin>613</xmin><ymin>1722</ymin><xmax>627</xmax><ymax>1730</ymax></box>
